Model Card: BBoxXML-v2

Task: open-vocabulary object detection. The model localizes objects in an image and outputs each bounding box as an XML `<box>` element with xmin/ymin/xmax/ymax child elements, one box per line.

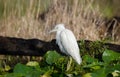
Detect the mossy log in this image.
<box><xmin>0</xmin><ymin>36</ymin><xmax>119</xmax><ymax>56</ymax></box>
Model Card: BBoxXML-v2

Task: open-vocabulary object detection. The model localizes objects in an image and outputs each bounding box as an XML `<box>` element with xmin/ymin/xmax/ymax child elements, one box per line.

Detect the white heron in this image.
<box><xmin>50</xmin><ymin>24</ymin><xmax>82</xmax><ymax>65</ymax></box>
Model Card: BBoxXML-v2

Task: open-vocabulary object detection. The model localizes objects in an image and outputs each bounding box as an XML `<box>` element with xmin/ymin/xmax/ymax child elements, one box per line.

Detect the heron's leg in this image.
<box><xmin>66</xmin><ymin>57</ymin><xmax>72</xmax><ymax>71</ymax></box>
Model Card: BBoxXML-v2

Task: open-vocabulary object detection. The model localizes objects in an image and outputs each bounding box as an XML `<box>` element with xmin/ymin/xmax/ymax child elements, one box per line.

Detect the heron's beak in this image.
<box><xmin>49</xmin><ymin>29</ymin><xmax>57</xmax><ymax>33</ymax></box>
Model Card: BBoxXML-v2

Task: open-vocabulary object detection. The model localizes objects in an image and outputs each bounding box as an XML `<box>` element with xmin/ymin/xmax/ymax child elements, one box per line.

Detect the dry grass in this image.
<box><xmin>0</xmin><ymin>0</ymin><xmax>119</xmax><ymax>44</ymax></box>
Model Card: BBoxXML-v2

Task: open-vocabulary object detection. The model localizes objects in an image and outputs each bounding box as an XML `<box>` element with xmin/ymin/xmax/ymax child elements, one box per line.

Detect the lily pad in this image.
<box><xmin>102</xmin><ymin>50</ymin><xmax>120</xmax><ymax>63</ymax></box>
<box><xmin>45</xmin><ymin>51</ymin><xmax>62</xmax><ymax>65</ymax></box>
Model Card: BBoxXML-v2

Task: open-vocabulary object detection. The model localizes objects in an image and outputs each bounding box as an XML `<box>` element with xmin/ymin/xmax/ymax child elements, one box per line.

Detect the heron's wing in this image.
<box><xmin>60</xmin><ymin>29</ymin><xmax>82</xmax><ymax>64</ymax></box>
<box><xmin>60</xmin><ymin>29</ymin><xmax>79</xmax><ymax>54</ymax></box>
<box><xmin>56</xmin><ymin>31</ymin><xmax>68</xmax><ymax>55</ymax></box>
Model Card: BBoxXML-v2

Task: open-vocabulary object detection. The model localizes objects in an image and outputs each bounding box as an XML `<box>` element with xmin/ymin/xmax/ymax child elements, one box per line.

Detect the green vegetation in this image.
<box><xmin>0</xmin><ymin>41</ymin><xmax>119</xmax><ymax>77</ymax></box>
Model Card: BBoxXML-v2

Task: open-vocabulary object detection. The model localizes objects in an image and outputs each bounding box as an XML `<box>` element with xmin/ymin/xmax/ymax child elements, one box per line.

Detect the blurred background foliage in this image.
<box><xmin>0</xmin><ymin>0</ymin><xmax>120</xmax><ymax>19</ymax></box>
<box><xmin>0</xmin><ymin>0</ymin><xmax>119</xmax><ymax>42</ymax></box>
<box><xmin>0</xmin><ymin>0</ymin><xmax>51</xmax><ymax>19</ymax></box>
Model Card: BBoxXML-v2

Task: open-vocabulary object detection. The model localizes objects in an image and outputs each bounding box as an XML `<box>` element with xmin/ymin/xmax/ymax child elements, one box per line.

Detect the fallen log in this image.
<box><xmin>0</xmin><ymin>36</ymin><xmax>61</xmax><ymax>56</ymax></box>
<box><xmin>0</xmin><ymin>36</ymin><xmax>119</xmax><ymax>56</ymax></box>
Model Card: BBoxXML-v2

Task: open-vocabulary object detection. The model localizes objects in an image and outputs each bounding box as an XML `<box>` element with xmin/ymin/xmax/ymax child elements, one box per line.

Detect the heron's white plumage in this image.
<box><xmin>50</xmin><ymin>24</ymin><xmax>82</xmax><ymax>64</ymax></box>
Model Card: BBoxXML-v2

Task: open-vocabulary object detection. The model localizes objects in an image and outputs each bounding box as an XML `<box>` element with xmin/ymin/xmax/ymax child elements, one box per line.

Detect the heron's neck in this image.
<box><xmin>56</xmin><ymin>29</ymin><xmax>63</xmax><ymax>39</ymax></box>
<box><xmin>57</xmin><ymin>28</ymin><xmax>65</xmax><ymax>34</ymax></box>
<box><xmin>57</xmin><ymin>30</ymin><xmax>62</xmax><ymax>35</ymax></box>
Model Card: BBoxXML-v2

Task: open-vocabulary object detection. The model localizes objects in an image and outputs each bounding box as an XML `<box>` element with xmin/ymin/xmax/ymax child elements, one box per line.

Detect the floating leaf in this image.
<box><xmin>13</xmin><ymin>63</ymin><xmax>42</xmax><ymax>77</ymax></box>
<box><xmin>83</xmin><ymin>55</ymin><xmax>98</xmax><ymax>63</ymax></box>
<box><xmin>112</xmin><ymin>70</ymin><xmax>120</xmax><ymax>77</ymax></box>
<box><xmin>83</xmin><ymin>62</ymin><xmax>104</xmax><ymax>70</ymax></box>
<box><xmin>26</xmin><ymin>61</ymin><xmax>39</xmax><ymax>67</ymax></box>
<box><xmin>90</xmin><ymin>64</ymin><xmax>120</xmax><ymax>77</ymax></box>
<box><xmin>14</xmin><ymin>63</ymin><xmax>33</xmax><ymax>76</ymax></box>
<box><xmin>4</xmin><ymin>73</ymin><xmax>23</xmax><ymax>77</ymax></box>
<box><xmin>45</xmin><ymin>51</ymin><xmax>62</xmax><ymax>65</ymax></box>
<box><xmin>102</xmin><ymin>50</ymin><xmax>120</xmax><ymax>63</ymax></box>
<box><xmin>4</xmin><ymin>65</ymin><xmax>11</xmax><ymax>71</ymax></box>
<box><xmin>91</xmin><ymin>68</ymin><xmax>106</xmax><ymax>77</ymax></box>
<box><xmin>83</xmin><ymin>73</ymin><xmax>92</xmax><ymax>77</ymax></box>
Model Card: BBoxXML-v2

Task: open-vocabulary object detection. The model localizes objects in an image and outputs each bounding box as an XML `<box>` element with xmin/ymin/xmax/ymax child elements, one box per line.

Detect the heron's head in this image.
<box><xmin>49</xmin><ymin>24</ymin><xmax>65</xmax><ymax>33</ymax></box>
